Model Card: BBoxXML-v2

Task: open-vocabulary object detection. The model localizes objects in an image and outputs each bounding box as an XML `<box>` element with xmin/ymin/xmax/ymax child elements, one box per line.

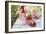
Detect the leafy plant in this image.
<box><xmin>11</xmin><ymin>5</ymin><xmax>20</xmax><ymax>28</ymax></box>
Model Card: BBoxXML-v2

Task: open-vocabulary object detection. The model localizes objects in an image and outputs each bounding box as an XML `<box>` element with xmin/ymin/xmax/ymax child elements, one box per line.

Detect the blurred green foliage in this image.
<box><xmin>11</xmin><ymin>5</ymin><xmax>20</xmax><ymax>28</ymax></box>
